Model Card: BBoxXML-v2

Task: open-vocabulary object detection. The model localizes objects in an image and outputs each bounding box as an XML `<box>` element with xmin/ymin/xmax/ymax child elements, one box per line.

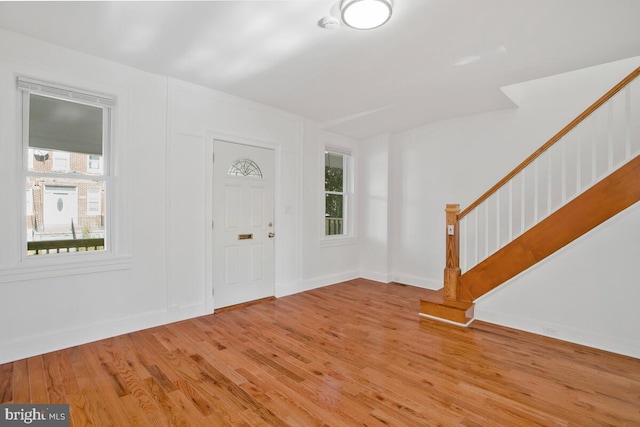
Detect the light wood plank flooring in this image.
<box><xmin>1</xmin><ymin>278</ymin><xmax>639</xmax><ymax>426</ymax></box>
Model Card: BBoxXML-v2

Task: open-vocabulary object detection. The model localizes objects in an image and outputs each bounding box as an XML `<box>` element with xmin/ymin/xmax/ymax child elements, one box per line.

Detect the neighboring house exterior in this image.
<box><xmin>26</xmin><ymin>149</ymin><xmax>105</xmax><ymax>242</ymax></box>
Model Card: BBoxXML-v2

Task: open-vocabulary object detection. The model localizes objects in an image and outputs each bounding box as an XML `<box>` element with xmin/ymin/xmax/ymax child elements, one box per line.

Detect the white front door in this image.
<box><xmin>212</xmin><ymin>140</ymin><xmax>275</xmax><ymax>309</ymax></box>
<box><xmin>43</xmin><ymin>185</ymin><xmax>78</xmax><ymax>232</ymax></box>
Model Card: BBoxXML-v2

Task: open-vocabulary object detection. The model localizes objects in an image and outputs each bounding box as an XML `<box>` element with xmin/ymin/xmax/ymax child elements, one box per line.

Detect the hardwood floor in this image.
<box><xmin>1</xmin><ymin>278</ymin><xmax>639</xmax><ymax>426</ymax></box>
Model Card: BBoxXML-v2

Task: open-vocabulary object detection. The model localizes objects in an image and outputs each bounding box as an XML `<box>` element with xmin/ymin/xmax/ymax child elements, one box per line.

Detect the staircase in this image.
<box><xmin>420</xmin><ymin>67</ymin><xmax>640</xmax><ymax>325</ymax></box>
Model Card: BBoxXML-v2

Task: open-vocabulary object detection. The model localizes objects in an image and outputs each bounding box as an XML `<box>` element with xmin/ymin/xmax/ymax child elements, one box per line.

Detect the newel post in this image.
<box><xmin>444</xmin><ymin>204</ymin><xmax>461</xmax><ymax>300</ymax></box>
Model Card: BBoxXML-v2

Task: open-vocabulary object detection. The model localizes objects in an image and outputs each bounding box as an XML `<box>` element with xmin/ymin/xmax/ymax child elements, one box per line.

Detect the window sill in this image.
<box><xmin>318</xmin><ymin>235</ymin><xmax>357</xmax><ymax>248</ymax></box>
<box><xmin>0</xmin><ymin>253</ymin><xmax>133</xmax><ymax>283</ymax></box>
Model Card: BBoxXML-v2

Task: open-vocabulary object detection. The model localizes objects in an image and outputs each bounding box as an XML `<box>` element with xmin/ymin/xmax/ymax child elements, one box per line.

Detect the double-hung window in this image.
<box><xmin>19</xmin><ymin>77</ymin><xmax>114</xmax><ymax>256</ymax></box>
<box><xmin>324</xmin><ymin>150</ymin><xmax>350</xmax><ymax>237</ymax></box>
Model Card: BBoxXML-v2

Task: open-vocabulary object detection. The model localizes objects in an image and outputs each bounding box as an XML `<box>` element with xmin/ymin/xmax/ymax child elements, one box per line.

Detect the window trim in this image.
<box><xmin>320</xmin><ymin>144</ymin><xmax>356</xmax><ymax>246</ymax></box>
<box><xmin>18</xmin><ymin>76</ymin><xmax>114</xmax><ymax>261</ymax></box>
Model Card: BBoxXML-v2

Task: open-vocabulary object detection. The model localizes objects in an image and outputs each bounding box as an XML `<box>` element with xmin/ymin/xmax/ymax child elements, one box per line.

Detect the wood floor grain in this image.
<box><xmin>1</xmin><ymin>278</ymin><xmax>639</xmax><ymax>426</ymax></box>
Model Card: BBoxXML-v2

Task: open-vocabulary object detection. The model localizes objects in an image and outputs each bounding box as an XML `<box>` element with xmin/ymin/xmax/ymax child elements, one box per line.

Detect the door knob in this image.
<box><xmin>268</xmin><ymin>232</ymin><xmax>275</xmax><ymax>238</ymax></box>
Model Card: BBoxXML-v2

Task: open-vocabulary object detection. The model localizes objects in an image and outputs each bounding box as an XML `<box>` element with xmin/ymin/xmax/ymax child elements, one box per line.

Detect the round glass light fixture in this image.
<box><xmin>341</xmin><ymin>0</ymin><xmax>393</xmax><ymax>30</ymax></box>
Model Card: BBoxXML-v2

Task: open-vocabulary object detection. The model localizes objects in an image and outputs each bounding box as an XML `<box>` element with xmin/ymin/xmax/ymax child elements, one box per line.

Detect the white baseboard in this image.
<box><xmin>390</xmin><ymin>273</ymin><xmax>441</xmax><ymax>290</ymax></box>
<box><xmin>167</xmin><ymin>302</ymin><xmax>208</xmax><ymax>322</ymax></box>
<box><xmin>0</xmin><ymin>309</ymin><xmax>170</xmax><ymax>365</ymax></box>
<box><xmin>475</xmin><ymin>307</ymin><xmax>640</xmax><ymax>359</ymax></box>
<box><xmin>358</xmin><ymin>271</ymin><xmax>392</xmax><ymax>284</ymax></box>
<box><xmin>276</xmin><ymin>272</ymin><xmax>440</xmax><ymax>299</ymax></box>
<box><xmin>276</xmin><ymin>271</ymin><xmax>359</xmax><ymax>298</ymax></box>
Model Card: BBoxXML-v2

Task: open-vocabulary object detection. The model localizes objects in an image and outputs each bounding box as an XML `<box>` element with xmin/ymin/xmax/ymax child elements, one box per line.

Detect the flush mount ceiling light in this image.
<box><xmin>341</xmin><ymin>0</ymin><xmax>393</xmax><ymax>30</ymax></box>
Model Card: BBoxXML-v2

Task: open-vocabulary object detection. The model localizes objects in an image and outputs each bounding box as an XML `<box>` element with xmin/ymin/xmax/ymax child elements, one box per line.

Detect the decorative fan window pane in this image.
<box><xmin>227</xmin><ymin>158</ymin><xmax>263</xmax><ymax>178</ymax></box>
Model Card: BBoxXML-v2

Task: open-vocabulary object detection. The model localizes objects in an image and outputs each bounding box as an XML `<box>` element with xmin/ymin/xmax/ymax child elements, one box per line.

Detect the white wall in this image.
<box><xmin>300</xmin><ymin>120</ymin><xmax>360</xmax><ymax>290</ymax></box>
<box><xmin>1</xmin><ymin>27</ymin><xmax>637</xmax><ymax>363</ymax></box>
<box><xmin>0</xmin><ymin>28</ymin><xmax>311</xmax><ymax>364</ymax></box>
<box><xmin>0</xmin><ymin>28</ymin><xmax>365</xmax><ymax>364</ymax></box>
<box><xmin>476</xmin><ymin>201</ymin><xmax>640</xmax><ymax>357</ymax></box>
<box><xmin>165</xmin><ymin>78</ymin><xmax>304</xmax><ymax>308</ymax></box>
<box><xmin>358</xmin><ymin>134</ymin><xmax>391</xmax><ymax>283</ymax></box>
<box><xmin>0</xmin><ymin>29</ymin><xmax>169</xmax><ymax>364</ymax></box>
<box><xmin>388</xmin><ymin>56</ymin><xmax>640</xmax><ymax>356</ymax></box>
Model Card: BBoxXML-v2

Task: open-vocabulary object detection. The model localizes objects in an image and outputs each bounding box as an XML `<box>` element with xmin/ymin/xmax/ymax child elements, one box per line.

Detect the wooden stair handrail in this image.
<box><xmin>461</xmin><ymin>153</ymin><xmax>640</xmax><ymax>300</ymax></box>
<box><xmin>458</xmin><ymin>66</ymin><xmax>640</xmax><ymax>220</ymax></box>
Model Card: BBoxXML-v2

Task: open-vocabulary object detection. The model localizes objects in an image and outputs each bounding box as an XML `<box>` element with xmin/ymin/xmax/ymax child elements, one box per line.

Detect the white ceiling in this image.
<box><xmin>0</xmin><ymin>0</ymin><xmax>639</xmax><ymax>139</ymax></box>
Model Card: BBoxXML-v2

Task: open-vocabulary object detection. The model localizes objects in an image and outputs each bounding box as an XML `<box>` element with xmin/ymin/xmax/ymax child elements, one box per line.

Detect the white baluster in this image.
<box><xmin>521</xmin><ymin>170</ymin><xmax>526</xmax><ymax>235</ymax></box>
<box><xmin>625</xmin><ymin>86</ymin><xmax>631</xmax><ymax>160</ymax></box>
<box><xmin>474</xmin><ymin>208</ymin><xmax>479</xmax><ymax>266</ymax></box>
<box><xmin>576</xmin><ymin>129</ymin><xmax>582</xmax><ymax>193</ymax></box>
<box><xmin>608</xmin><ymin>100</ymin><xmax>614</xmax><ymax>173</ymax></box>
<box><xmin>534</xmin><ymin>157</ymin><xmax>539</xmax><ymax>224</ymax></box>
<box><xmin>591</xmin><ymin>117</ymin><xmax>597</xmax><ymax>186</ymax></box>
<box><xmin>561</xmin><ymin>138</ymin><xmax>567</xmax><ymax>204</ymax></box>
<box><xmin>485</xmin><ymin>200</ymin><xmax>489</xmax><ymax>260</ymax></box>
<box><xmin>508</xmin><ymin>180</ymin><xmax>513</xmax><ymax>243</ymax></box>
<box><xmin>547</xmin><ymin>152</ymin><xmax>552</xmax><ymax>216</ymax></box>
<box><xmin>461</xmin><ymin>216</ymin><xmax>467</xmax><ymax>272</ymax></box>
<box><xmin>496</xmin><ymin>190</ymin><xmax>501</xmax><ymax>250</ymax></box>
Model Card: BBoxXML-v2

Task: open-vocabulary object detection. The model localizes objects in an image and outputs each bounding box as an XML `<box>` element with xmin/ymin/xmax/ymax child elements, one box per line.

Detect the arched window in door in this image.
<box><xmin>227</xmin><ymin>158</ymin><xmax>263</xmax><ymax>178</ymax></box>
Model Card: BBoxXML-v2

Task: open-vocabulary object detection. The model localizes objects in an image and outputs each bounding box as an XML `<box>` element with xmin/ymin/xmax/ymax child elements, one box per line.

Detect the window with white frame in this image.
<box><xmin>51</xmin><ymin>151</ymin><xmax>70</xmax><ymax>171</ymax></box>
<box><xmin>86</xmin><ymin>188</ymin><xmax>101</xmax><ymax>216</ymax></box>
<box><xmin>87</xmin><ymin>154</ymin><xmax>102</xmax><ymax>174</ymax></box>
<box><xmin>324</xmin><ymin>150</ymin><xmax>350</xmax><ymax>237</ymax></box>
<box><xmin>19</xmin><ymin>77</ymin><xmax>114</xmax><ymax>256</ymax></box>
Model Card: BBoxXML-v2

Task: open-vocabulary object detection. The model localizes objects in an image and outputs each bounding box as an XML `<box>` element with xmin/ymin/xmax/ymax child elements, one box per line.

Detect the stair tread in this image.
<box><xmin>420</xmin><ymin>289</ymin><xmax>475</xmax><ymax>325</ymax></box>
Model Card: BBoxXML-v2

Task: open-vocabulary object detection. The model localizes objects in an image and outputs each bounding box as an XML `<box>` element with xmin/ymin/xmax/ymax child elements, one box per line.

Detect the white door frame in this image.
<box><xmin>204</xmin><ymin>131</ymin><xmax>280</xmax><ymax>313</ymax></box>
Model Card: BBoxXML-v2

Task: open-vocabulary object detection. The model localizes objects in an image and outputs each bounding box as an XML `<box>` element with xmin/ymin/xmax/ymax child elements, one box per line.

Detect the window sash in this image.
<box><xmin>324</xmin><ymin>151</ymin><xmax>349</xmax><ymax>236</ymax></box>
<box><xmin>20</xmin><ymin>77</ymin><xmax>113</xmax><ymax>257</ymax></box>
<box><xmin>19</xmin><ymin>75</ymin><xmax>113</xmax><ymax>174</ymax></box>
